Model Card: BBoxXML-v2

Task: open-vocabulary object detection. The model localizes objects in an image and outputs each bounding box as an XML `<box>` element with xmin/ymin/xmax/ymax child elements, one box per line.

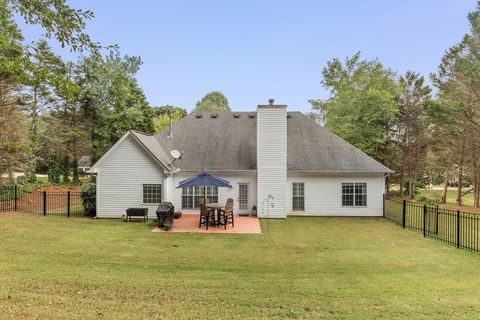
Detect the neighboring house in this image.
<box><xmin>89</xmin><ymin>102</ymin><xmax>392</xmax><ymax>219</ymax></box>
<box><xmin>78</xmin><ymin>156</ymin><xmax>92</xmax><ymax>174</ymax></box>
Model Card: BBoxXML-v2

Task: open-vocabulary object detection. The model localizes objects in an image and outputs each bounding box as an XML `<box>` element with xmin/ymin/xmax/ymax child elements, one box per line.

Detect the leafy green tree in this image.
<box><xmin>77</xmin><ymin>52</ymin><xmax>154</xmax><ymax>161</ymax></box>
<box><xmin>310</xmin><ymin>52</ymin><xmax>399</xmax><ymax>164</ymax></box>
<box><xmin>3</xmin><ymin>0</ymin><xmax>98</xmax><ymax>52</ymax></box>
<box><xmin>0</xmin><ymin>2</ymin><xmax>29</xmax><ymax>181</ymax></box>
<box><xmin>22</xmin><ymin>40</ymin><xmax>65</xmax><ymax>182</ymax></box>
<box><xmin>194</xmin><ymin>91</ymin><xmax>230</xmax><ymax>112</ymax></box>
<box><xmin>152</xmin><ymin>105</ymin><xmax>187</xmax><ymax>133</ymax></box>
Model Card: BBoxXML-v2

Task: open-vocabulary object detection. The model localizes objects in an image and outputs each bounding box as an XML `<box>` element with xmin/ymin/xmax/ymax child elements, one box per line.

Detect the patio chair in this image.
<box><xmin>219</xmin><ymin>198</ymin><xmax>234</xmax><ymax>229</ymax></box>
<box><xmin>199</xmin><ymin>204</ymin><xmax>214</xmax><ymax>230</ymax></box>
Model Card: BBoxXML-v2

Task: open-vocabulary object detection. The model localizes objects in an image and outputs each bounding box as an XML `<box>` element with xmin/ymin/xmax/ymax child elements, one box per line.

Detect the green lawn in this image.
<box><xmin>418</xmin><ymin>188</ymin><xmax>475</xmax><ymax>207</ymax></box>
<box><xmin>1</xmin><ymin>214</ymin><xmax>480</xmax><ymax>319</ymax></box>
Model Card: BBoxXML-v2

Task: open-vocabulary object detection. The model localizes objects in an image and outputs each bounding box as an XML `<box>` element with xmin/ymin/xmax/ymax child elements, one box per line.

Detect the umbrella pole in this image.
<box><xmin>204</xmin><ymin>186</ymin><xmax>207</xmax><ymax>203</ymax></box>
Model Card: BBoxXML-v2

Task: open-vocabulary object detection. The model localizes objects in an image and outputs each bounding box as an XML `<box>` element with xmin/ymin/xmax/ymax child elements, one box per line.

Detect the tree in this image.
<box><xmin>194</xmin><ymin>91</ymin><xmax>230</xmax><ymax>112</ymax></box>
<box><xmin>4</xmin><ymin>0</ymin><xmax>99</xmax><ymax>52</ymax></box>
<box><xmin>431</xmin><ymin>2</ymin><xmax>480</xmax><ymax>206</ymax></box>
<box><xmin>310</xmin><ymin>52</ymin><xmax>399</xmax><ymax>165</ymax></box>
<box><xmin>0</xmin><ymin>2</ymin><xmax>29</xmax><ymax>181</ymax></box>
<box><xmin>152</xmin><ymin>105</ymin><xmax>187</xmax><ymax>133</ymax></box>
<box><xmin>77</xmin><ymin>52</ymin><xmax>155</xmax><ymax>161</ymax></box>
<box><xmin>21</xmin><ymin>40</ymin><xmax>65</xmax><ymax>182</ymax></box>
<box><xmin>394</xmin><ymin>71</ymin><xmax>432</xmax><ymax>198</ymax></box>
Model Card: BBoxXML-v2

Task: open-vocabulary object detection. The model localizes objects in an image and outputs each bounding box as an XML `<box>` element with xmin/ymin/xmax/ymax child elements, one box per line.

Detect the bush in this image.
<box><xmin>16</xmin><ymin>176</ymin><xmax>47</xmax><ymax>193</ymax></box>
<box><xmin>387</xmin><ymin>190</ymin><xmax>401</xmax><ymax>198</ymax></box>
<box><xmin>403</xmin><ymin>181</ymin><xmax>422</xmax><ymax>195</ymax></box>
<box><xmin>416</xmin><ymin>193</ymin><xmax>442</xmax><ymax>205</ymax></box>
<box><xmin>81</xmin><ymin>183</ymin><xmax>96</xmax><ymax>217</ymax></box>
<box><xmin>448</xmin><ymin>181</ymin><xmax>471</xmax><ymax>188</ymax></box>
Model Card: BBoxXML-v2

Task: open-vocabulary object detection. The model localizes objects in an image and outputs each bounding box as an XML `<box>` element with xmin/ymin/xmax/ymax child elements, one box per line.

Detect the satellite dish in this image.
<box><xmin>170</xmin><ymin>150</ymin><xmax>182</xmax><ymax>159</ymax></box>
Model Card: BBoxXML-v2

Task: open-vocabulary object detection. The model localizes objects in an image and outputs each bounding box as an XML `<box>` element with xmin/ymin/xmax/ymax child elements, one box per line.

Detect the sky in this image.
<box><xmin>16</xmin><ymin>0</ymin><xmax>477</xmax><ymax>113</ymax></box>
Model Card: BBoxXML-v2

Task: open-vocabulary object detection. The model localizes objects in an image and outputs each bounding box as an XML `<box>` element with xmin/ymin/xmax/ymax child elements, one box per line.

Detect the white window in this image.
<box><xmin>143</xmin><ymin>184</ymin><xmax>162</xmax><ymax>204</ymax></box>
<box><xmin>342</xmin><ymin>183</ymin><xmax>367</xmax><ymax>207</ymax></box>
<box><xmin>182</xmin><ymin>186</ymin><xmax>218</xmax><ymax>210</ymax></box>
<box><xmin>292</xmin><ymin>182</ymin><xmax>305</xmax><ymax>211</ymax></box>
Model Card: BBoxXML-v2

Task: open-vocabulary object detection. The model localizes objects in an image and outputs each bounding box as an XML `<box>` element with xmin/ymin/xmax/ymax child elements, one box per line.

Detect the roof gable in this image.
<box><xmin>90</xmin><ymin>131</ymin><xmax>174</xmax><ymax>172</ymax></box>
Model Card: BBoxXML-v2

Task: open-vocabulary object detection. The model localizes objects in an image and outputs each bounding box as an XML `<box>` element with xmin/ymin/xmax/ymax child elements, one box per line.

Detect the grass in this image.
<box><xmin>1</xmin><ymin>214</ymin><xmax>480</xmax><ymax>319</ymax></box>
<box><xmin>418</xmin><ymin>188</ymin><xmax>475</xmax><ymax>207</ymax></box>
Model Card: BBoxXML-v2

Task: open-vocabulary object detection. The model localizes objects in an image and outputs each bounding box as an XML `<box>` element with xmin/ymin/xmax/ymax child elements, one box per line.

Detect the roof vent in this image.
<box><xmin>233</xmin><ymin>113</ymin><xmax>240</xmax><ymax>118</ymax></box>
<box><xmin>268</xmin><ymin>98</ymin><xmax>275</xmax><ymax>105</ymax></box>
<box><xmin>196</xmin><ymin>113</ymin><xmax>203</xmax><ymax>118</ymax></box>
<box><xmin>249</xmin><ymin>114</ymin><xmax>255</xmax><ymax>118</ymax></box>
<box><xmin>211</xmin><ymin>113</ymin><xmax>218</xmax><ymax>118</ymax></box>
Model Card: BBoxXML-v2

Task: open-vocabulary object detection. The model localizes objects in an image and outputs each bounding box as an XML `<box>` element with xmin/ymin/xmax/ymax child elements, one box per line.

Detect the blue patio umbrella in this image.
<box><xmin>176</xmin><ymin>171</ymin><xmax>232</xmax><ymax>203</ymax></box>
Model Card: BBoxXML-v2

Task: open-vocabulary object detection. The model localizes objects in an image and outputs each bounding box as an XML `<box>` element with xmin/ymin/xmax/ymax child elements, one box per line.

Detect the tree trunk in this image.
<box><xmin>456</xmin><ymin>139</ymin><xmax>465</xmax><ymax>206</ymax></box>
<box><xmin>473</xmin><ymin>142</ymin><xmax>479</xmax><ymax>208</ymax></box>
<box><xmin>399</xmin><ymin>170</ymin><xmax>404</xmax><ymax>198</ymax></box>
<box><xmin>408</xmin><ymin>179</ymin><xmax>415</xmax><ymax>200</ymax></box>
<box><xmin>442</xmin><ymin>170</ymin><xmax>449</xmax><ymax>204</ymax></box>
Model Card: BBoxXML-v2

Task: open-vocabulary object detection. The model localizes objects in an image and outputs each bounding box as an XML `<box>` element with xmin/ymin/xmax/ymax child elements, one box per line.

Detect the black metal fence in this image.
<box><xmin>0</xmin><ymin>185</ymin><xmax>84</xmax><ymax>217</ymax></box>
<box><xmin>385</xmin><ymin>197</ymin><xmax>480</xmax><ymax>252</ymax></box>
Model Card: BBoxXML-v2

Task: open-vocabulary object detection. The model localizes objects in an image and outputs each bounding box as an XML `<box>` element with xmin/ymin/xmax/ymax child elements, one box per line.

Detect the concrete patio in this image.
<box><xmin>152</xmin><ymin>214</ymin><xmax>261</xmax><ymax>234</ymax></box>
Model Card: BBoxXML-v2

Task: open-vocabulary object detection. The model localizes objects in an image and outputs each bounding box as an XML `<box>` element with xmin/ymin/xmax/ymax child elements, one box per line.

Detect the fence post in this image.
<box><xmin>457</xmin><ymin>210</ymin><xmax>461</xmax><ymax>249</ymax></box>
<box><xmin>435</xmin><ymin>205</ymin><xmax>439</xmax><ymax>235</ymax></box>
<box><xmin>423</xmin><ymin>204</ymin><xmax>427</xmax><ymax>238</ymax></box>
<box><xmin>402</xmin><ymin>200</ymin><xmax>406</xmax><ymax>228</ymax></box>
<box><xmin>67</xmin><ymin>191</ymin><xmax>71</xmax><ymax>217</ymax></box>
<box><xmin>43</xmin><ymin>191</ymin><xmax>47</xmax><ymax>216</ymax></box>
<box><xmin>14</xmin><ymin>185</ymin><xmax>17</xmax><ymax>211</ymax></box>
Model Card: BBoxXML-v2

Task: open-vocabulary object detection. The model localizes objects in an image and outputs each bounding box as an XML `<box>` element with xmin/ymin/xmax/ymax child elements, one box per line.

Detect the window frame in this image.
<box><xmin>341</xmin><ymin>182</ymin><xmax>367</xmax><ymax>207</ymax></box>
<box><xmin>142</xmin><ymin>184</ymin><xmax>162</xmax><ymax>204</ymax></box>
<box><xmin>181</xmin><ymin>186</ymin><xmax>219</xmax><ymax>210</ymax></box>
<box><xmin>292</xmin><ymin>182</ymin><xmax>305</xmax><ymax>211</ymax></box>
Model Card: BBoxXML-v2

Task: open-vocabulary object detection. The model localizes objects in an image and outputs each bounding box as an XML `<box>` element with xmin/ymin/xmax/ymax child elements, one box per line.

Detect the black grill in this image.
<box><xmin>156</xmin><ymin>202</ymin><xmax>175</xmax><ymax>230</ymax></box>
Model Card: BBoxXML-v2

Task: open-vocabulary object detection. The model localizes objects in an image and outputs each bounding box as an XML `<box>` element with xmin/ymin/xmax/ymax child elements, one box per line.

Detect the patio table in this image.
<box><xmin>206</xmin><ymin>203</ymin><xmax>225</xmax><ymax>227</ymax></box>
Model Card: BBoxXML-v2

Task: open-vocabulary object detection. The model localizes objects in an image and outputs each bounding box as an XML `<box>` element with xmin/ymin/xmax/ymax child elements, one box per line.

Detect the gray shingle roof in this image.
<box><xmin>154</xmin><ymin>111</ymin><xmax>391</xmax><ymax>173</ymax></box>
<box><xmin>130</xmin><ymin>130</ymin><xmax>175</xmax><ymax>171</ymax></box>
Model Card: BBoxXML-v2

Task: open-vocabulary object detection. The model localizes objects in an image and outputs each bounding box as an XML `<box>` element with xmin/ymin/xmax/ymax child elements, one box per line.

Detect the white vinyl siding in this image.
<box><xmin>96</xmin><ymin>135</ymin><xmax>166</xmax><ymax>218</ymax></box>
<box><xmin>257</xmin><ymin>106</ymin><xmax>287</xmax><ymax>218</ymax></box>
<box><xmin>287</xmin><ymin>173</ymin><xmax>385</xmax><ymax>216</ymax></box>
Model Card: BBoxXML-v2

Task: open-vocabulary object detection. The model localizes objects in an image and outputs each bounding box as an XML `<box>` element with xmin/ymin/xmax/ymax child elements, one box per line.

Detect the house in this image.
<box><xmin>78</xmin><ymin>156</ymin><xmax>92</xmax><ymax>174</ymax></box>
<box><xmin>89</xmin><ymin>102</ymin><xmax>392</xmax><ymax>219</ymax></box>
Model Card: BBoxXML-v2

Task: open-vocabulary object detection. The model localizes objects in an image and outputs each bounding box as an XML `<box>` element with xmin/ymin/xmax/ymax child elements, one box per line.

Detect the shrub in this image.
<box><xmin>387</xmin><ymin>190</ymin><xmax>401</xmax><ymax>198</ymax></box>
<box><xmin>448</xmin><ymin>181</ymin><xmax>471</xmax><ymax>188</ymax></box>
<box><xmin>403</xmin><ymin>181</ymin><xmax>422</xmax><ymax>195</ymax></box>
<box><xmin>81</xmin><ymin>183</ymin><xmax>96</xmax><ymax>217</ymax></box>
<box><xmin>416</xmin><ymin>193</ymin><xmax>442</xmax><ymax>205</ymax></box>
